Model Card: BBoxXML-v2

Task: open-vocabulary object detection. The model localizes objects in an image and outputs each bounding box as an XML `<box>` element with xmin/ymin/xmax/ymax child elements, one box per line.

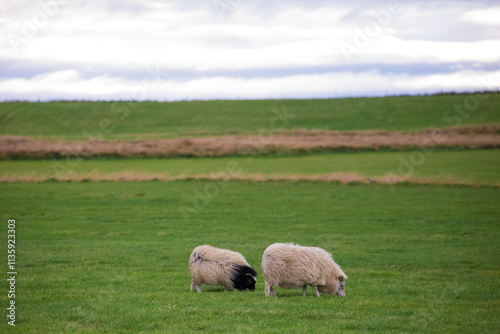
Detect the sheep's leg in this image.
<box><xmin>265</xmin><ymin>280</ymin><xmax>271</xmax><ymax>297</ymax></box>
<box><xmin>302</xmin><ymin>286</ymin><xmax>307</xmax><ymax>296</ymax></box>
<box><xmin>313</xmin><ymin>285</ymin><xmax>320</xmax><ymax>297</ymax></box>
<box><xmin>190</xmin><ymin>280</ymin><xmax>202</xmax><ymax>293</ymax></box>
<box><xmin>265</xmin><ymin>280</ymin><xmax>276</xmax><ymax>297</ymax></box>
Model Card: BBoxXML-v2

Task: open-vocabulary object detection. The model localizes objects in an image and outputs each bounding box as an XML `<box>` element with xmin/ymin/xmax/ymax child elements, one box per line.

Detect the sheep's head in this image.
<box><xmin>232</xmin><ymin>265</ymin><xmax>257</xmax><ymax>291</ymax></box>
<box><xmin>335</xmin><ymin>276</ymin><xmax>346</xmax><ymax>297</ymax></box>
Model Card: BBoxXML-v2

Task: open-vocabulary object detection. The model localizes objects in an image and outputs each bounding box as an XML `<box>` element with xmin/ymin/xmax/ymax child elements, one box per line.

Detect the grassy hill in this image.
<box><xmin>1</xmin><ymin>93</ymin><xmax>499</xmax><ymax>140</ymax></box>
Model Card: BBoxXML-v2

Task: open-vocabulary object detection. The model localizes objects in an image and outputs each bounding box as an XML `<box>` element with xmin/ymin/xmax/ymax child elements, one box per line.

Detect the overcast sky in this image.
<box><xmin>0</xmin><ymin>0</ymin><xmax>499</xmax><ymax>101</ymax></box>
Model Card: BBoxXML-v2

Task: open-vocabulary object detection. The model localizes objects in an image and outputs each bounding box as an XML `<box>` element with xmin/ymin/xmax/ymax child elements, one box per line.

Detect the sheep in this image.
<box><xmin>261</xmin><ymin>243</ymin><xmax>347</xmax><ymax>297</ymax></box>
<box><xmin>189</xmin><ymin>245</ymin><xmax>257</xmax><ymax>292</ymax></box>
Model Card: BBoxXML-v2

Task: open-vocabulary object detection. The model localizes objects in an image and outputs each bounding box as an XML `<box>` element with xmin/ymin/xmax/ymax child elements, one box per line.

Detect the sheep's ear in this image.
<box><xmin>246</xmin><ymin>273</ymin><xmax>257</xmax><ymax>281</ymax></box>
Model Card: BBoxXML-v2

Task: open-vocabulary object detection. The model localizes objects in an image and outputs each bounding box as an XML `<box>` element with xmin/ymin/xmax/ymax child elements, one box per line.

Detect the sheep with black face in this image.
<box><xmin>189</xmin><ymin>245</ymin><xmax>257</xmax><ymax>292</ymax></box>
<box><xmin>262</xmin><ymin>243</ymin><xmax>347</xmax><ymax>297</ymax></box>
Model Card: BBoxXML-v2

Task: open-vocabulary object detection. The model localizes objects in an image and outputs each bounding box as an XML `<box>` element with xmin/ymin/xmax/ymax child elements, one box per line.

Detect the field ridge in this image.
<box><xmin>2</xmin><ymin>124</ymin><xmax>500</xmax><ymax>160</ymax></box>
<box><xmin>1</xmin><ymin>171</ymin><xmax>498</xmax><ymax>187</ymax></box>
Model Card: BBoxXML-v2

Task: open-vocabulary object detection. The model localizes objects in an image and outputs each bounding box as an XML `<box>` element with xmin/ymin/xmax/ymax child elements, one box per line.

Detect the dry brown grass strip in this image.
<box><xmin>2</xmin><ymin>124</ymin><xmax>500</xmax><ymax>159</ymax></box>
<box><xmin>0</xmin><ymin>171</ymin><xmax>494</xmax><ymax>187</ymax></box>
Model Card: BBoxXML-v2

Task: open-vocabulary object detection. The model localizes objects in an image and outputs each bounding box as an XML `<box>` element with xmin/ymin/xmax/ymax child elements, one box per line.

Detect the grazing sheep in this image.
<box><xmin>262</xmin><ymin>243</ymin><xmax>347</xmax><ymax>297</ymax></box>
<box><xmin>189</xmin><ymin>245</ymin><xmax>257</xmax><ymax>292</ymax></box>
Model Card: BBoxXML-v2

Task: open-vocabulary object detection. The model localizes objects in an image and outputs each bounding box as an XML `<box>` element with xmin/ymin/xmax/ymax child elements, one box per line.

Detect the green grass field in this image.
<box><xmin>0</xmin><ymin>181</ymin><xmax>499</xmax><ymax>333</ymax></box>
<box><xmin>1</xmin><ymin>150</ymin><xmax>499</xmax><ymax>185</ymax></box>
<box><xmin>1</xmin><ymin>95</ymin><xmax>499</xmax><ymax>333</ymax></box>
<box><xmin>1</xmin><ymin>93</ymin><xmax>499</xmax><ymax>140</ymax></box>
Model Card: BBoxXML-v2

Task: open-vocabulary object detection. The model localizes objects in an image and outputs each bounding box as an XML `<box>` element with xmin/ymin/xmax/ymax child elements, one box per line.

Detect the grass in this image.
<box><xmin>1</xmin><ymin>150</ymin><xmax>499</xmax><ymax>185</ymax></box>
<box><xmin>1</xmin><ymin>93</ymin><xmax>499</xmax><ymax>140</ymax></box>
<box><xmin>0</xmin><ymin>181</ymin><xmax>499</xmax><ymax>333</ymax></box>
<box><xmin>1</xmin><ymin>94</ymin><xmax>499</xmax><ymax>332</ymax></box>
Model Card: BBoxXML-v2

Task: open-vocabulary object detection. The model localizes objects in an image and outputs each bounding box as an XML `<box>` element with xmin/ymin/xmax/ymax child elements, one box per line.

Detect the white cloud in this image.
<box><xmin>355</xmin><ymin>37</ymin><xmax>500</xmax><ymax>64</ymax></box>
<box><xmin>1</xmin><ymin>68</ymin><xmax>498</xmax><ymax>101</ymax></box>
<box><xmin>462</xmin><ymin>7</ymin><xmax>500</xmax><ymax>26</ymax></box>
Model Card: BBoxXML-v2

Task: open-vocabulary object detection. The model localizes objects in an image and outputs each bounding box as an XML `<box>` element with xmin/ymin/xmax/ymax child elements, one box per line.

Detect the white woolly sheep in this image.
<box><xmin>261</xmin><ymin>243</ymin><xmax>347</xmax><ymax>297</ymax></box>
<box><xmin>189</xmin><ymin>245</ymin><xmax>257</xmax><ymax>292</ymax></box>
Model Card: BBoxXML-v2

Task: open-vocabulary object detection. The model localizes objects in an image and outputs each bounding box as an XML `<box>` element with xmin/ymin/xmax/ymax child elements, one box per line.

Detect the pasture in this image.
<box><xmin>0</xmin><ymin>181</ymin><xmax>499</xmax><ymax>333</ymax></box>
<box><xmin>0</xmin><ymin>94</ymin><xmax>499</xmax><ymax>333</ymax></box>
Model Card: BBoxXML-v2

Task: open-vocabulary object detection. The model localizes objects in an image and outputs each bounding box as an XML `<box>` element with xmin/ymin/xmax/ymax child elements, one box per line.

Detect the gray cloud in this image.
<box><xmin>0</xmin><ymin>0</ymin><xmax>499</xmax><ymax>100</ymax></box>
